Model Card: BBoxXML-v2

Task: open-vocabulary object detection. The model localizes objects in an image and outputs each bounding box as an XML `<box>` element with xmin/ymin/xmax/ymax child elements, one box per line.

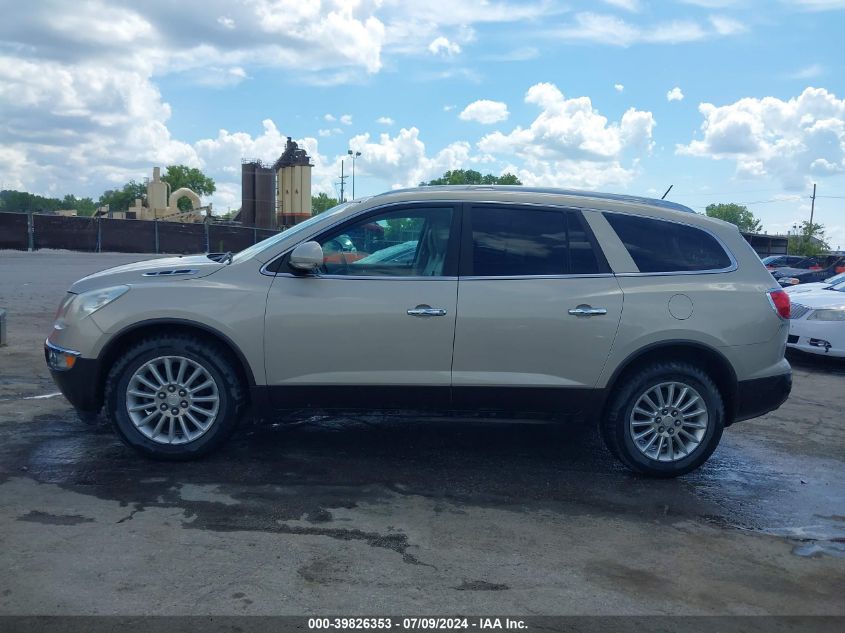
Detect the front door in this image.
<box><xmin>451</xmin><ymin>204</ymin><xmax>623</xmax><ymax>412</ymax></box>
<box><xmin>264</xmin><ymin>203</ymin><xmax>460</xmax><ymax>409</ymax></box>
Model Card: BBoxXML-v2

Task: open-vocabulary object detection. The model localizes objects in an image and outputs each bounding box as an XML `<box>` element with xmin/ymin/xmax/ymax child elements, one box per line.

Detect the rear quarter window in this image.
<box><xmin>604</xmin><ymin>213</ymin><xmax>732</xmax><ymax>273</ymax></box>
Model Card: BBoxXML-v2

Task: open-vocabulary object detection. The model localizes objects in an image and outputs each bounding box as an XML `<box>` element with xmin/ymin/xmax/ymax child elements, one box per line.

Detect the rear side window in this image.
<box><xmin>604</xmin><ymin>213</ymin><xmax>732</xmax><ymax>273</ymax></box>
<box><xmin>468</xmin><ymin>207</ymin><xmax>603</xmax><ymax>276</ymax></box>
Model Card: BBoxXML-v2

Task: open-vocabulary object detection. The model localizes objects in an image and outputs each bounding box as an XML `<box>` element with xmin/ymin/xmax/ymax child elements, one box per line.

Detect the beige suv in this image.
<box><xmin>45</xmin><ymin>187</ymin><xmax>792</xmax><ymax>476</ymax></box>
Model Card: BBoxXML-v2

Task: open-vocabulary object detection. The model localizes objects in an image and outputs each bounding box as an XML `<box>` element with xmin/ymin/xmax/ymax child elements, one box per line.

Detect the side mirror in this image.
<box><xmin>289</xmin><ymin>241</ymin><xmax>324</xmax><ymax>272</ymax></box>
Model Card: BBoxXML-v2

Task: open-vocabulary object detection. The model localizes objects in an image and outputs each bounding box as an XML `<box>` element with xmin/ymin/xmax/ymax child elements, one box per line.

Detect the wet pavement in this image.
<box><xmin>0</xmin><ymin>251</ymin><xmax>843</xmax><ymax>616</ymax></box>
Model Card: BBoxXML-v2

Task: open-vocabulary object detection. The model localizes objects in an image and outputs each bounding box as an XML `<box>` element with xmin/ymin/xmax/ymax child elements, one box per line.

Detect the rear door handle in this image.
<box><xmin>407</xmin><ymin>305</ymin><xmax>448</xmax><ymax>317</ymax></box>
<box><xmin>568</xmin><ymin>305</ymin><xmax>608</xmax><ymax>317</ymax></box>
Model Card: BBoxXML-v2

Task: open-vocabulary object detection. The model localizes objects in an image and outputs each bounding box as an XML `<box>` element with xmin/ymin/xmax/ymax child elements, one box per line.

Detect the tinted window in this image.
<box><xmin>604</xmin><ymin>213</ymin><xmax>732</xmax><ymax>273</ymax></box>
<box><xmin>317</xmin><ymin>207</ymin><xmax>453</xmax><ymax>276</ymax></box>
<box><xmin>469</xmin><ymin>207</ymin><xmax>602</xmax><ymax>276</ymax></box>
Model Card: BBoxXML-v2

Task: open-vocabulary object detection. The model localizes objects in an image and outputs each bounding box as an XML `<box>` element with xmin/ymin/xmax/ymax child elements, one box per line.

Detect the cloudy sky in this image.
<box><xmin>2</xmin><ymin>0</ymin><xmax>845</xmax><ymax>246</ymax></box>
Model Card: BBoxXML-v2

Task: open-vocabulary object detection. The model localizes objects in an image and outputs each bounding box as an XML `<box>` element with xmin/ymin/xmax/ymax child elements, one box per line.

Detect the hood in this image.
<box><xmin>791</xmin><ymin>289</ymin><xmax>845</xmax><ymax>310</ymax></box>
<box><xmin>69</xmin><ymin>255</ymin><xmax>225</xmax><ymax>293</ymax></box>
<box><xmin>771</xmin><ymin>267</ymin><xmax>808</xmax><ymax>279</ymax></box>
<box><xmin>785</xmin><ymin>282</ymin><xmax>829</xmax><ymax>295</ymax></box>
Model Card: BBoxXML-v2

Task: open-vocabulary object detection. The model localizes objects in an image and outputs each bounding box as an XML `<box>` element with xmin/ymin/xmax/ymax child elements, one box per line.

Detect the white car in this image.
<box><xmin>787</xmin><ymin>280</ymin><xmax>845</xmax><ymax>357</ymax></box>
<box><xmin>785</xmin><ymin>271</ymin><xmax>845</xmax><ymax>295</ymax></box>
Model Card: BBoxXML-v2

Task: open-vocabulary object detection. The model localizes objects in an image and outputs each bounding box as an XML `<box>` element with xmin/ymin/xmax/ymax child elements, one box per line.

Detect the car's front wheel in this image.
<box><xmin>601</xmin><ymin>361</ymin><xmax>724</xmax><ymax>477</ymax></box>
<box><xmin>105</xmin><ymin>335</ymin><xmax>245</xmax><ymax>460</ymax></box>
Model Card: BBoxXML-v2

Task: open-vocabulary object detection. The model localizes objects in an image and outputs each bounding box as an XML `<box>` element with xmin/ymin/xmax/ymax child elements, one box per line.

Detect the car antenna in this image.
<box><xmin>661</xmin><ymin>185</ymin><xmax>673</xmax><ymax>200</ymax></box>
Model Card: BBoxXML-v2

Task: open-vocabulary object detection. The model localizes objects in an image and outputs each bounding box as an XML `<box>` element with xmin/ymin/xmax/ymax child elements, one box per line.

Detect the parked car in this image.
<box><xmin>761</xmin><ymin>255</ymin><xmax>810</xmax><ymax>271</ymax></box>
<box><xmin>776</xmin><ymin>256</ymin><xmax>845</xmax><ymax>287</ymax></box>
<box><xmin>787</xmin><ymin>280</ymin><xmax>845</xmax><ymax>357</ymax></box>
<box><xmin>785</xmin><ymin>271</ymin><xmax>845</xmax><ymax>295</ymax></box>
<box><xmin>45</xmin><ymin>186</ymin><xmax>792</xmax><ymax>477</ymax></box>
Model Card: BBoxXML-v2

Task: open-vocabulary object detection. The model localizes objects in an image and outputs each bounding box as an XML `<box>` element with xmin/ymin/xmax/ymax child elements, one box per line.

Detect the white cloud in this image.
<box><xmin>376</xmin><ymin>116</ymin><xmax>395</xmax><ymax>125</ymax></box>
<box><xmin>428</xmin><ymin>36</ymin><xmax>462</xmax><ymax>56</ymax></box>
<box><xmin>788</xmin><ymin>0</ymin><xmax>845</xmax><ymax>10</ymax></box>
<box><xmin>324</xmin><ymin>114</ymin><xmax>336</xmax><ymax>122</ymax></box>
<box><xmin>347</xmin><ymin>128</ymin><xmax>472</xmax><ymax>188</ymax></box>
<box><xmin>217</xmin><ymin>16</ymin><xmax>235</xmax><ymax>29</ymax></box>
<box><xmin>602</xmin><ymin>0</ymin><xmax>641</xmax><ymax>11</ymax></box>
<box><xmin>459</xmin><ymin>100</ymin><xmax>510</xmax><ymax>124</ymax></box>
<box><xmin>318</xmin><ymin>128</ymin><xmax>342</xmax><ymax>137</ymax></box>
<box><xmin>614</xmin><ymin>83</ymin><xmax>625</xmax><ymax>92</ymax></box>
<box><xmin>443</xmin><ymin>105</ymin><xmax>456</xmax><ymax>112</ymax></box>
<box><xmin>476</xmin><ymin>82</ymin><xmax>655</xmax><ymax>189</ymax></box>
<box><xmin>550</xmin><ymin>12</ymin><xmax>747</xmax><ymax>46</ymax></box>
<box><xmin>677</xmin><ymin>87</ymin><xmax>845</xmax><ymax>188</ymax></box>
<box><xmin>667</xmin><ymin>87</ymin><xmax>685</xmax><ymax>101</ymax></box>
<box><xmin>788</xmin><ymin>64</ymin><xmax>825</xmax><ymax>79</ymax></box>
<box><xmin>339</xmin><ymin>114</ymin><xmax>353</xmax><ymax>126</ymax></box>
<box><xmin>708</xmin><ymin>14</ymin><xmax>747</xmax><ymax>35</ymax></box>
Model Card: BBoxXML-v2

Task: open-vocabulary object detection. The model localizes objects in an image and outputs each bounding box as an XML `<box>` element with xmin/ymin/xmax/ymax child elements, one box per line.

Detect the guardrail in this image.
<box><xmin>0</xmin><ymin>212</ymin><xmax>279</xmax><ymax>255</ymax></box>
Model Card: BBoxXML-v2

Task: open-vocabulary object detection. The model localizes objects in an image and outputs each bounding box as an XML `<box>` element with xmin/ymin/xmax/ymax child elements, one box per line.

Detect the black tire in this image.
<box><xmin>104</xmin><ymin>334</ymin><xmax>245</xmax><ymax>460</ymax></box>
<box><xmin>601</xmin><ymin>361</ymin><xmax>724</xmax><ymax>477</ymax></box>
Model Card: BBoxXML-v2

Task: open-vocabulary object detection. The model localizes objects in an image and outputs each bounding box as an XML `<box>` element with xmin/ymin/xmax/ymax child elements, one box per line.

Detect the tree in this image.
<box><xmin>312</xmin><ymin>192</ymin><xmax>339</xmax><ymax>215</ymax></box>
<box><xmin>788</xmin><ymin>221</ymin><xmax>829</xmax><ymax>256</ymax></box>
<box><xmin>421</xmin><ymin>169</ymin><xmax>523</xmax><ymax>186</ymax></box>
<box><xmin>161</xmin><ymin>165</ymin><xmax>216</xmax><ymax>211</ymax></box>
<box><xmin>98</xmin><ymin>180</ymin><xmax>147</xmax><ymax>213</ymax></box>
<box><xmin>705</xmin><ymin>203</ymin><xmax>762</xmax><ymax>233</ymax></box>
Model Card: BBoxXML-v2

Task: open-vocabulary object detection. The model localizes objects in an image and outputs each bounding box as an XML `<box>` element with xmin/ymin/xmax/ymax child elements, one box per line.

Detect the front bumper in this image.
<box><xmin>45</xmin><ymin>340</ymin><xmax>103</xmax><ymax>412</ymax></box>
<box><xmin>734</xmin><ymin>370</ymin><xmax>792</xmax><ymax>423</ymax></box>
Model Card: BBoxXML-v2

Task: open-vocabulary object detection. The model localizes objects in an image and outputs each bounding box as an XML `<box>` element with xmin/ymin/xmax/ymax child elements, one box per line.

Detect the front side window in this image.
<box><xmin>317</xmin><ymin>206</ymin><xmax>453</xmax><ymax>276</ymax></box>
<box><xmin>604</xmin><ymin>213</ymin><xmax>732</xmax><ymax>273</ymax></box>
<box><xmin>468</xmin><ymin>206</ymin><xmax>603</xmax><ymax>276</ymax></box>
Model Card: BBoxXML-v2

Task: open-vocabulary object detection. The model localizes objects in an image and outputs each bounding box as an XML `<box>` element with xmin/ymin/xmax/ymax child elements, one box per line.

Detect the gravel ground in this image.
<box><xmin>0</xmin><ymin>250</ymin><xmax>843</xmax><ymax>618</ymax></box>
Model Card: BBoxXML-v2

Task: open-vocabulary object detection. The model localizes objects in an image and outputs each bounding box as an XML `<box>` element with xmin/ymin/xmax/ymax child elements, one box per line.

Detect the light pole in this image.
<box><xmin>347</xmin><ymin>150</ymin><xmax>361</xmax><ymax>199</ymax></box>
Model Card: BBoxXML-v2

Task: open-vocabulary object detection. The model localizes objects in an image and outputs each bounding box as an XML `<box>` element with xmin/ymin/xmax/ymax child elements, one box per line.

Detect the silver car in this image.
<box><xmin>45</xmin><ymin>186</ymin><xmax>792</xmax><ymax>476</ymax></box>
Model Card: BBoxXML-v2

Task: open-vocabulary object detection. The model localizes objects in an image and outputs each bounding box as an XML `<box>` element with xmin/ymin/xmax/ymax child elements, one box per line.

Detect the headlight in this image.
<box><xmin>54</xmin><ymin>285</ymin><xmax>130</xmax><ymax>328</ymax></box>
<box><xmin>808</xmin><ymin>308</ymin><xmax>845</xmax><ymax>321</ymax></box>
<box><xmin>780</xmin><ymin>277</ymin><xmax>800</xmax><ymax>286</ymax></box>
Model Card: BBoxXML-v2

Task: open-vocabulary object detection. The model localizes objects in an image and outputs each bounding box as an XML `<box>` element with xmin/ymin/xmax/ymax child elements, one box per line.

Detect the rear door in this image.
<box><xmin>451</xmin><ymin>204</ymin><xmax>623</xmax><ymax>411</ymax></box>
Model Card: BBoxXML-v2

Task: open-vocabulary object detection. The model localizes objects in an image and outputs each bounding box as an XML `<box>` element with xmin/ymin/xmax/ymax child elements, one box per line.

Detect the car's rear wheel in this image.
<box><xmin>601</xmin><ymin>361</ymin><xmax>724</xmax><ymax>477</ymax></box>
<box><xmin>105</xmin><ymin>335</ymin><xmax>245</xmax><ymax>460</ymax></box>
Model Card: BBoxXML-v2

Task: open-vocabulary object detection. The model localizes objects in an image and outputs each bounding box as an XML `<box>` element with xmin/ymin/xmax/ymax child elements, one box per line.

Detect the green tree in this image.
<box><xmin>0</xmin><ymin>190</ymin><xmax>63</xmax><ymax>213</ymax></box>
<box><xmin>161</xmin><ymin>165</ymin><xmax>216</xmax><ymax>211</ymax></box>
<box><xmin>788</xmin><ymin>221</ymin><xmax>829</xmax><ymax>256</ymax></box>
<box><xmin>312</xmin><ymin>192</ymin><xmax>339</xmax><ymax>215</ymax></box>
<box><xmin>705</xmin><ymin>203</ymin><xmax>762</xmax><ymax>233</ymax></box>
<box><xmin>98</xmin><ymin>180</ymin><xmax>147</xmax><ymax>213</ymax></box>
<box><xmin>421</xmin><ymin>169</ymin><xmax>523</xmax><ymax>186</ymax></box>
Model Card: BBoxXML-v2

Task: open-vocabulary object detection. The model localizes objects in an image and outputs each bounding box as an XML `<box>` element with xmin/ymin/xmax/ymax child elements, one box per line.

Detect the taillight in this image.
<box><xmin>767</xmin><ymin>288</ymin><xmax>791</xmax><ymax>319</ymax></box>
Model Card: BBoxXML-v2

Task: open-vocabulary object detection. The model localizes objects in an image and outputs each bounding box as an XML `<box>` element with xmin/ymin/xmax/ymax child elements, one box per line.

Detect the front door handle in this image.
<box><xmin>568</xmin><ymin>305</ymin><xmax>608</xmax><ymax>317</ymax></box>
<box><xmin>407</xmin><ymin>305</ymin><xmax>448</xmax><ymax>317</ymax></box>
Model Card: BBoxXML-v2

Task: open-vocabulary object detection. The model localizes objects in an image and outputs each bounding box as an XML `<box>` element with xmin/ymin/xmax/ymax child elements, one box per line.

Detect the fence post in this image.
<box><xmin>96</xmin><ymin>217</ymin><xmax>102</xmax><ymax>253</ymax></box>
<box><xmin>253</xmin><ymin>227</ymin><xmax>258</xmax><ymax>244</ymax></box>
<box><xmin>27</xmin><ymin>212</ymin><xmax>34</xmax><ymax>251</ymax></box>
<box><xmin>204</xmin><ymin>221</ymin><xmax>210</xmax><ymax>253</ymax></box>
<box><xmin>154</xmin><ymin>219</ymin><xmax>159</xmax><ymax>254</ymax></box>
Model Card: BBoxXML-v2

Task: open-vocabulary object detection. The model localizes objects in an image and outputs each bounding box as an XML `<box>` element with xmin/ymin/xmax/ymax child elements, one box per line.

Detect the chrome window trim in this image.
<box><xmin>460</xmin><ymin>273</ymin><xmax>615</xmax><ymax>281</ymax></box>
<box><xmin>271</xmin><ymin>273</ymin><xmax>458</xmax><ymax>281</ymax></box>
<box><xmin>259</xmin><ymin>197</ymin><xmax>738</xmax><ymax>279</ymax></box>
<box><xmin>600</xmin><ymin>209</ymin><xmax>738</xmax><ymax>277</ymax></box>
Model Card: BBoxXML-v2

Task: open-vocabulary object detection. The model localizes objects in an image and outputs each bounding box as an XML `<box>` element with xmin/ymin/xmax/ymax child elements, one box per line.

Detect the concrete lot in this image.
<box><xmin>0</xmin><ymin>250</ymin><xmax>843</xmax><ymax>616</ymax></box>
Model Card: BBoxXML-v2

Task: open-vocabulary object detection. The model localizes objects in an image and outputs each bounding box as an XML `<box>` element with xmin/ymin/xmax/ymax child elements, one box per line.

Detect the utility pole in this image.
<box><xmin>339</xmin><ymin>160</ymin><xmax>348</xmax><ymax>202</ymax></box>
<box><xmin>810</xmin><ymin>183</ymin><xmax>816</xmax><ymax>226</ymax></box>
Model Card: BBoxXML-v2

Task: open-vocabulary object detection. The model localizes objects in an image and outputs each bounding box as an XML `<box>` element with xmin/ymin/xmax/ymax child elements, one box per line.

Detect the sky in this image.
<box><xmin>1</xmin><ymin>0</ymin><xmax>845</xmax><ymax>247</ymax></box>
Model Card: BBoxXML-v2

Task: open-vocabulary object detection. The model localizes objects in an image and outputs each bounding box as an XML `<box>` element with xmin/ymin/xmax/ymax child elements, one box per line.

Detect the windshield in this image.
<box><xmin>827</xmin><ymin>280</ymin><xmax>845</xmax><ymax>292</ymax></box>
<box><xmin>231</xmin><ymin>202</ymin><xmax>356</xmax><ymax>263</ymax></box>
<box><xmin>761</xmin><ymin>256</ymin><xmax>781</xmax><ymax>265</ymax></box>
<box><xmin>824</xmin><ymin>271</ymin><xmax>845</xmax><ymax>285</ymax></box>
